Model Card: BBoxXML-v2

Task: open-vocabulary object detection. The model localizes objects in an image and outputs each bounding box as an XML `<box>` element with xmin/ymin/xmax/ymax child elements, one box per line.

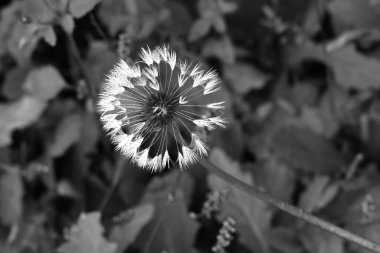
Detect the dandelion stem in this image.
<box><xmin>199</xmin><ymin>159</ymin><xmax>380</xmax><ymax>253</ymax></box>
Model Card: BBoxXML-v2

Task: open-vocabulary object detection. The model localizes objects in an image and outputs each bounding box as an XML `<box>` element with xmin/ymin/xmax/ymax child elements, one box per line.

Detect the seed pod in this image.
<box><xmin>98</xmin><ymin>45</ymin><xmax>226</xmax><ymax>171</ymax></box>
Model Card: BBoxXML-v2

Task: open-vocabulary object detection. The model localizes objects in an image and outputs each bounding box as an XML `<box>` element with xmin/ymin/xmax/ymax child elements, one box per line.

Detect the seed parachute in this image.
<box><xmin>98</xmin><ymin>45</ymin><xmax>226</xmax><ymax>171</ymax></box>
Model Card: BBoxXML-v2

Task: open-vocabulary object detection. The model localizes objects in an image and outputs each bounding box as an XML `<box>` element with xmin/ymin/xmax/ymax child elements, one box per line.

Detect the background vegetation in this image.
<box><xmin>1</xmin><ymin>0</ymin><xmax>380</xmax><ymax>252</ymax></box>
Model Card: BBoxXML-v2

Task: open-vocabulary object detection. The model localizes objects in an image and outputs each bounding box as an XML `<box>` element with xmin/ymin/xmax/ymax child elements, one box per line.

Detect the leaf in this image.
<box><xmin>317</xmin><ymin>86</ymin><xmax>349</xmax><ymax>137</ymax></box>
<box><xmin>0</xmin><ymin>96</ymin><xmax>46</xmax><ymax>147</ymax></box>
<box><xmin>20</xmin><ymin>0</ymin><xmax>62</xmax><ymax>22</ymax></box>
<box><xmin>58</xmin><ymin>212</ymin><xmax>117</xmax><ymax>253</ymax></box>
<box><xmin>328</xmin><ymin>0</ymin><xmax>380</xmax><ymax>32</ymax></box>
<box><xmin>0</xmin><ymin>1</ymin><xmax>58</xmax><ymax>61</ymax></box>
<box><xmin>208</xmin><ymin>148</ymin><xmax>272</xmax><ymax>253</ymax></box>
<box><xmin>218</xmin><ymin>0</ymin><xmax>239</xmax><ymax>14</ymax></box>
<box><xmin>0</xmin><ymin>165</ymin><xmax>23</xmax><ymax>226</ymax></box>
<box><xmin>365</xmin><ymin>105</ymin><xmax>380</xmax><ymax>163</ymax></box>
<box><xmin>223</xmin><ymin>62</ymin><xmax>268</xmax><ymax>93</ymax></box>
<box><xmin>2</xmin><ymin>64</ymin><xmax>31</xmax><ymax>100</ymax></box>
<box><xmin>328</xmin><ymin>46</ymin><xmax>380</xmax><ymax>90</ymax></box>
<box><xmin>69</xmin><ymin>111</ymin><xmax>101</xmax><ymax>180</ymax></box>
<box><xmin>0</xmin><ymin>2</ymin><xmax>26</xmax><ymax>60</ymax></box>
<box><xmin>164</xmin><ymin>1</ymin><xmax>193</xmax><ymax>36</ymax></box>
<box><xmin>10</xmin><ymin>23</ymin><xmax>55</xmax><ymax>62</ymax></box>
<box><xmin>135</xmin><ymin>172</ymin><xmax>198</xmax><ymax>253</ymax></box>
<box><xmin>76</xmin><ymin>111</ymin><xmax>100</xmax><ymax>157</ymax></box>
<box><xmin>97</xmin><ymin>0</ymin><xmax>168</xmax><ymax>38</ymax></box>
<box><xmin>299</xmin><ymin>107</ymin><xmax>327</xmax><ymax>135</ymax></box>
<box><xmin>254</xmin><ymin>158</ymin><xmax>296</xmax><ymax>202</ymax></box>
<box><xmin>300</xmin><ymin>85</ymin><xmax>355</xmax><ymax>138</ymax></box>
<box><xmin>202</xmin><ymin>36</ymin><xmax>236</xmax><ymax>63</ymax></box>
<box><xmin>299</xmin><ymin>176</ymin><xmax>339</xmax><ymax>212</ymax></box>
<box><xmin>109</xmin><ymin>204</ymin><xmax>154</xmax><ymax>253</ymax></box>
<box><xmin>300</xmin><ymin>104</ymin><xmax>342</xmax><ymax>138</ymax></box>
<box><xmin>188</xmin><ymin>18</ymin><xmax>212</xmax><ymax>42</ymax></box>
<box><xmin>212</xmin><ymin>16</ymin><xmax>226</xmax><ymax>33</ymax></box>
<box><xmin>97</xmin><ymin>0</ymin><xmax>129</xmax><ymax>36</ymax></box>
<box><xmin>270</xmin><ymin>124</ymin><xmax>345</xmax><ymax>174</ymax></box>
<box><xmin>299</xmin><ymin>224</ymin><xmax>344</xmax><ymax>253</ymax></box>
<box><xmin>57</xmin><ymin>180</ymin><xmax>80</xmax><ymax>198</ymax></box>
<box><xmin>266</xmin><ymin>228</ymin><xmax>304</xmax><ymax>253</ymax></box>
<box><xmin>0</xmin><ymin>212</ymin><xmax>55</xmax><ymax>253</ymax></box>
<box><xmin>85</xmin><ymin>41</ymin><xmax>117</xmax><ymax>89</ymax></box>
<box><xmin>247</xmin><ymin>101</ymin><xmax>296</xmax><ymax>158</ymax></box>
<box><xmin>287</xmin><ymin>43</ymin><xmax>380</xmax><ymax>90</ymax></box>
<box><xmin>118</xmin><ymin>159</ymin><xmax>155</xmax><ymax>207</ymax></box>
<box><xmin>69</xmin><ymin>0</ymin><xmax>102</xmax><ymax>18</ymax></box>
<box><xmin>23</xmin><ymin>66</ymin><xmax>66</xmax><ymax>101</ymax></box>
<box><xmin>49</xmin><ymin>113</ymin><xmax>83</xmax><ymax>157</ymax></box>
<box><xmin>198</xmin><ymin>0</ymin><xmax>219</xmax><ymax>18</ymax></box>
<box><xmin>211</xmin><ymin>119</ymin><xmax>244</xmax><ymax>159</ymax></box>
<box><xmin>19</xmin><ymin>24</ymin><xmax>56</xmax><ymax>47</ymax></box>
<box><xmin>41</xmin><ymin>25</ymin><xmax>57</xmax><ymax>46</ymax></box>
<box><xmin>60</xmin><ymin>14</ymin><xmax>75</xmax><ymax>34</ymax></box>
<box><xmin>286</xmin><ymin>81</ymin><xmax>320</xmax><ymax>108</ymax></box>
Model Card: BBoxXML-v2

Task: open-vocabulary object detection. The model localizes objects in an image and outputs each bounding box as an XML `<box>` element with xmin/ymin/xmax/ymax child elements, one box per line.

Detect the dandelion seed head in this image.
<box><xmin>98</xmin><ymin>45</ymin><xmax>226</xmax><ymax>171</ymax></box>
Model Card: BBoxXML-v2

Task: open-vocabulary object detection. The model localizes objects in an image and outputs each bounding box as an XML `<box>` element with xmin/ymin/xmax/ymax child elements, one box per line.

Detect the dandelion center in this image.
<box><xmin>147</xmin><ymin>94</ymin><xmax>178</xmax><ymax>123</ymax></box>
<box><xmin>98</xmin><ymin>45</ymin><xmax>226</xmax><ymax>171</ymax></box>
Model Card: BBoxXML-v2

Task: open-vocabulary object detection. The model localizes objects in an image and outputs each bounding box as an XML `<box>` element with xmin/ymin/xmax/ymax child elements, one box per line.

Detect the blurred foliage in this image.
<box><xmin>1</xmin><ymin>0</ymin><xmax>380</xmax><ymax>253</ymax></box>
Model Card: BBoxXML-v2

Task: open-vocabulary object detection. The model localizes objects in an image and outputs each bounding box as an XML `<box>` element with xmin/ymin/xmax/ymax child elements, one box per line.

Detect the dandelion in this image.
<box><xmin>98</xmin><ymin>45</ymin><xmax>226</xmax><ymax>171</ymax></box>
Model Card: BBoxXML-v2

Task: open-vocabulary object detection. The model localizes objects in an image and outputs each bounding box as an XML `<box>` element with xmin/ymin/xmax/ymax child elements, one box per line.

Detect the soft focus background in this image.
<box><xmin>1</xmin><ymin>0</ymin><xmax>380</xmax><ymax>252</ymax></box>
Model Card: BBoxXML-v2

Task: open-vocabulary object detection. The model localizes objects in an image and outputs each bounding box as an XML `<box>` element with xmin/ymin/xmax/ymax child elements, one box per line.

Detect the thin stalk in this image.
<box><xmin>89</xmin><ymin>13</ymin><xmax>108</xmax><ymax>41</ymax></box>
<box><xmin>99</xmin><ymin>158</ymin><xmax>125</xmax><ymax>212</ymax></box>
<box><xmin>66</xmin><ymin>33</ymin><xmax>96</xmax><ymax>99</ymax></box>
<box><xmin>39</xmin><ymin>0</ymin><xmax>96</xmax><ymax>99</ymax></box>
<box><xmin>199</xmin><ymin>159</ymin><xmax>380</xmax><ymax>253</ymax></box>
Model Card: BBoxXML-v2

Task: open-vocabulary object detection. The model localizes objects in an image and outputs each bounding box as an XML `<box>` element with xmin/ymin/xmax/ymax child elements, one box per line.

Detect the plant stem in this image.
<box><xmin>89</xmin><ymin>13</ymin><xmax>108</xmax><ymax>41</ymax></box>
<box><xmin>66</xmin><ymin>33</ymin><xmax>96</xmax><ymax>99</ymax></box>
<box><xmin>199</xmin><ymin>159</ymin><xmax>380</xmax><ymax>253</ymax></box>
<box><xmin>98</xmin><ymin>157</ymin><xmax>125</xmax><ymax>212</ymax></box>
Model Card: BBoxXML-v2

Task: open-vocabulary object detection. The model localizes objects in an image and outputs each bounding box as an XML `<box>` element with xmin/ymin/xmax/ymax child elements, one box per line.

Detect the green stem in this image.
<box><xmin>199</xmin><ymin>159</ymin><xmax>380</xmax><ymax>253</ymax></box>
